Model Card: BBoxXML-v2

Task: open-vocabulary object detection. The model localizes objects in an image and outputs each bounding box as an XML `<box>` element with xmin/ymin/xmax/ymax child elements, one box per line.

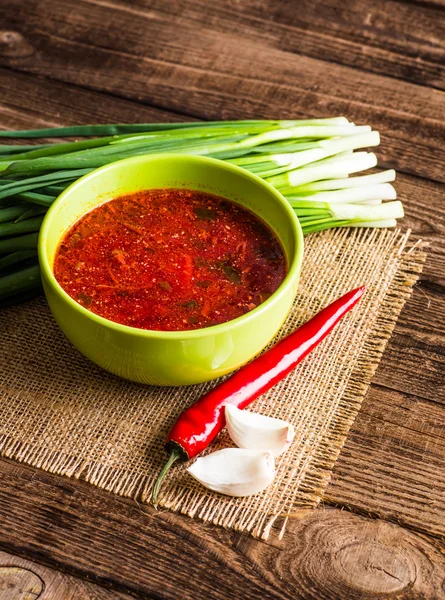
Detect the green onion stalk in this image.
<box><xmin>0</xmin><ymin>118</ymin><xmax>403</xmax><ymax>304</ymax></box>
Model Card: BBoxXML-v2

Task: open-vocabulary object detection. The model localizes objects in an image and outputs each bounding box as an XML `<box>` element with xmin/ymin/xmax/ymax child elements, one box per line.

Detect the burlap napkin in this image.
<box><xmin>0</xmin><ymin>228</ymin><xmax>426</xmax><ymax>539</ymax></box>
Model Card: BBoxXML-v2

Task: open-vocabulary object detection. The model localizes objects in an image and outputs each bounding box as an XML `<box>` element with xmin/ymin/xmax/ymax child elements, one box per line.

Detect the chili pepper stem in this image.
<box><xmin>152</xmin><ymin>445</ymin><xmax>183</xmax><ymax>508</ymax></box>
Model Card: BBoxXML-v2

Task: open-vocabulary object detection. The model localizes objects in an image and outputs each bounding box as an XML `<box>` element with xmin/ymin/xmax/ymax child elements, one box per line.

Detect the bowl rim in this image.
<box><xmin>38</xmin><ymin>153</ymin><xmax>304</xmax><ymax>340</ymax></box>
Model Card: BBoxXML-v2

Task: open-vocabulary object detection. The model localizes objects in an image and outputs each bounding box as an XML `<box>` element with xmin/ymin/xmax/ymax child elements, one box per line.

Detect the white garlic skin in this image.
<box><xmin>225</xmin><ymin>404</ymin><xmax>295</xmax><ymax>458</ymax></box>
<box><xmin>187</xmin><ymin>448</ymin><xmax>275</xmax><ymax>497</ymax></box>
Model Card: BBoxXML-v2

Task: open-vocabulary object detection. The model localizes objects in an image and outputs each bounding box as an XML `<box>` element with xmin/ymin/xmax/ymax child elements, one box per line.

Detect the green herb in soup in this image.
<box><xmin>53</xmin><ymin>189</ymin><xmax>287</xmax><ymax>331</ymax></box>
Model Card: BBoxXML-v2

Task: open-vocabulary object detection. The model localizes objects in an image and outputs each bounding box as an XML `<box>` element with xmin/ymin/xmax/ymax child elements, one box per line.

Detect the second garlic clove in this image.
<box><xmin>225</xmin><ymin>404</ymin><xmax>295</xmax><ymax>457</ymax></box>
<box><xmin>187</xmin><ymin>448</ymin><xmax>275</xmax><ymax>497</ymax></box>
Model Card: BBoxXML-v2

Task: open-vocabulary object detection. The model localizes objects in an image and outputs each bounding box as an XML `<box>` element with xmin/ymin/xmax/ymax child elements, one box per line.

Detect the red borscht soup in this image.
<box><xmin>54</xmin><ymin>189</ymin><xmax>287</xmax><ymax>331</ymax></box>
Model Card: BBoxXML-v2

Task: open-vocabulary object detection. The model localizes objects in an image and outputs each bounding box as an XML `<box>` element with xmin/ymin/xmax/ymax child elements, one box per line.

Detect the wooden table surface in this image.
<box><xmin>0</xmin><ymin>1</ymin><xmax>444</xmax><ymax>598</ymax></box>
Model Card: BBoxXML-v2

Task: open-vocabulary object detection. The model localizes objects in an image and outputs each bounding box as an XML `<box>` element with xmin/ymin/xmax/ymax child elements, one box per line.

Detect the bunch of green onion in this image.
<box><xmin>0</xmin><ymin>117</ymin><xmax>403</xmax><ymax>305</ymax></box>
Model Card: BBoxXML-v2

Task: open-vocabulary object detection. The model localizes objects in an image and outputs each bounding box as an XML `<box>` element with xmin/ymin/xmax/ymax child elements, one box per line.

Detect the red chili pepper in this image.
<box><xmin>152</xmin><ymin>286</ymin><xmax>365</xmax><ymax>506</ymax></box>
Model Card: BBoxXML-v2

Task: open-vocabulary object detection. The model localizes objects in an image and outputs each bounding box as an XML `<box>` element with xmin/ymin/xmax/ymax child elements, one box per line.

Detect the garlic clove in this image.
<box><xmin>225</xmin><ymin>404</ymin><xmax>295</xmax><ymax>457</ymax></box>
<box><xmin>187</xmin><ymin>448</ymin><xmax>275</xmax><ymax>497</ymax></box>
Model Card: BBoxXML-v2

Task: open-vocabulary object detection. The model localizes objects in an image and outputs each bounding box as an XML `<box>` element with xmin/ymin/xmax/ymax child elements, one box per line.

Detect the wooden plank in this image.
<box><xmin>237</xmin><ymin>508</ymin><xmax>445</xmax><ymax>600</ymax></box>
<box><xmin>0</xmin><ymin>457</ymin><xmax>443</xmax><ymax>600</ymax></box>
<box><xmin>325</xmin><ymin>384</ymin><xmax>445</xmax><ymax>539</ymax></box>
<box><xmin>92</xmin><ymin>0</ymin><xmax>445</xmax><ymax>90</ymax></box>
<box><xmin>369</xmin><ymin>168</ymin><xmax>445</xmax><ymax>398</ymax></box>
<box><xmin>385</xmin><ymin>171</ymin><xmax>445</xmax><ymax>335</ymax></box>
<box><xmin>0</xmin><ymin>67</ymin><xmax>192</xmax><ymax>134</ymax></box>
<box><xmin>400</xmin><ymin>182</ymin><xmax>445</xmax><ymax>289</ymax></box>
<box><xmin>372</xmin><ymin>328</ymin><xmax>444</xmax><ymax>402</ymax></box>
<box><xmin>0</xmin><ymin>458</ymin><xmax>283</xmax><ymax>600</ymax></box>
<box><xmin>371</xmin><ymin>273</ymin><xmax>445</xmax><ymax>403</ymax></box>
<box><xmin>398</xmin><ymin>172</ymin><xmax>445</xmax><ymax>265</ymax></box>
<box><xmin>0</xmin><ymin>0</ymin><xmax>444</xmax><ymax>182</ymax></box>
<box><xmin>359</xmin><ymin>171</ymin><xmax>445</xmax><ymax>401</ymax></box>
<box><xmin>0</xmin><ymin>549</ymin><xmax>135</xmax><ymax>599</ymax></box>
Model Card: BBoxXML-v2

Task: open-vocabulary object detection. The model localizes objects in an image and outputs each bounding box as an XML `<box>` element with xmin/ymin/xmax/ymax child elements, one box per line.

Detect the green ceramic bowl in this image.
<box><xmin>38</xmin><ymin>154</ymin><xmax>304</xmax><ymax>386</ymax></box>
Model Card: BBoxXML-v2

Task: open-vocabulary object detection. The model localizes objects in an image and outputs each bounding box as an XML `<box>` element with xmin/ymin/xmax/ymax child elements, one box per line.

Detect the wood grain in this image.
<box><xmin>397</xmin><ymin>173</ymin><xmax>445</xmax><ymax>278</ymax></box>
<box><xmin>353</xmin><ymin>171</ymin><xmax>445</xmax><ymax>401</ymax></box>
<box><xmin>372</xmin><ymin>330</ymin><xmax>444</xmax><ymax>402</ymax></box>
<box><xmin>326</xmin><ymin>384</ymin><xmax>445</xmax><ymax>538</ymax></box>
<box><xmin>0</xmin><ymin>457</ymin><xmax>444</xmax><ymax>600</ymax></box>
<box><xmin>238</xmin><ymin>509</ymin><xmax>445</xmax><ymax>600</ymax></box>
<box><xmin>0</xmin><ymin>67</ymin><xmax>191</xmax><ymax>135</ymax></box>
<box><xmin>113</xmin><ymin>0</ymin><xmax>445</xmax><ymax>90</ymax></box>
<box><xmin>0</xmin><ymin>457</ymin><xmax>286</xmax><ymax>600</ymax></box>
<box><xmin>0</xmin><ymin>550</ymin><xmax>134</xmax><ymax>600</ymax></box>
<box><xmin>372</xmin><ymin>289</ymin><xmax>445</xmax><ymax>402</ymax></box>
<box><xmin>0</xmin><ymin>0</ymin><xmax>444</xmax><ymax>182</ymax></box>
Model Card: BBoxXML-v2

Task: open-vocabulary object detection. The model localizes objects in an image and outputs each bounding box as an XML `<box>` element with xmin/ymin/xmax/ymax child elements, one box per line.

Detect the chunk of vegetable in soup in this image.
<box><xmin>54</xmin><ymin>189</ymin><xmax>287</xmax><ymax>331</ymax></box>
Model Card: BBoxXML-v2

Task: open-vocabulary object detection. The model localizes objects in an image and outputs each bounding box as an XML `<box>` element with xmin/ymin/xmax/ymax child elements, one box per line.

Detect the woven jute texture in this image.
<box><xmin>0</xmin><ymin>228</ymin><xmax>426</xmax><ymax>539</ymax></box>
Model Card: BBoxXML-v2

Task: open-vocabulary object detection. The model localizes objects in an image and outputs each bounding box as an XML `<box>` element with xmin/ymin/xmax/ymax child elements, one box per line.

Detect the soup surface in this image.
<box><xmin>54</xmin><ymin>189</ymin><xmax>287</xmax><ymax>331</ymax></box>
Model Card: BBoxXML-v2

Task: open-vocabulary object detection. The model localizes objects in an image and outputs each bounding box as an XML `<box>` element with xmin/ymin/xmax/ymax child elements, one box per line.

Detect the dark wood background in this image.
<box><xmin>0</xmin><ymin>1</ymin><xmax>444</xmax><ymax>598</ymax></box>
